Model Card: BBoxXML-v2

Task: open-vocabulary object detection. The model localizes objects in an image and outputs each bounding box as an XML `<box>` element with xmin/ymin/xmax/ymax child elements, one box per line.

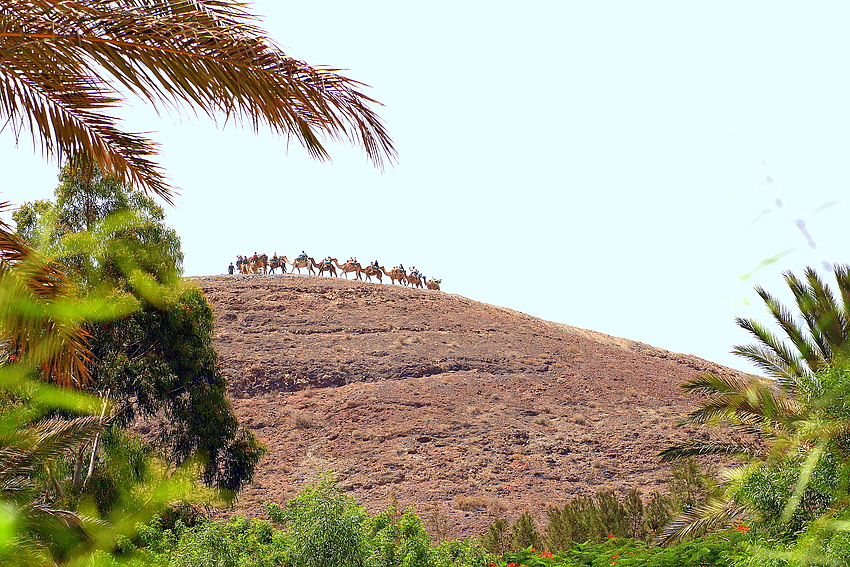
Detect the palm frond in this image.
<box><xmin>0</xmin><ymin>416</ymin><xmax>107</xmax><ymax>486</ymax></box>
<box><xmin>804</xmin><ymin>267</ymin><xmax>849</xmax><ymax>360</ymax></box>
<box><xmin>659</xmin><ymin>439</ymin><xmax>759</xmax><ymax>463</ymax></box>
<box><xmin>656</xmin><ymin>498</ymin><xmax>748</xmax><ymax>545</ymax></box>
<box><xmin>757</xmin><ymin>286</ymin><xmax>823</xmax><ymax>378</ymax></box>
<box><xmin>677</xmin><ymin>373</ymin><xmax>799</xmax><ymax>428</ymax></box>
<box><xmin>834</xmin><ymin>264</ymin><xmax>850</xmax><ymax>354</ymax></box>
<box><xmin>1</xmin><ymin>0</ymin><xmax>396</xmax><ymax>200</ymax></box>
<box><xmin>733</xmin><ymin>317</ymin><xmax>809</xmax><ymax>383</ymax></box>
<box><xmin>0</xmin><ymin>209</ymin><xmax>92</xmax><ymax>387</ymax></box>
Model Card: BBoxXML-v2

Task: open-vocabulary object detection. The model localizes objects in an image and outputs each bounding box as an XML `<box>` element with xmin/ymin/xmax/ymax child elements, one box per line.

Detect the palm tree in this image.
<box><xmin>1</xmin><ymin>0</ymin><xmax>396</xmax><ymax>204</ymax></box>
<box><xmin>658</xmin><ymin>265</ymin><xmax>850</xmax><ymax>543</ymax></box>
<box><xmin>656</xmin><ymin>373</ymin><xmax>801</xmax><ymax>543</ymax></box>
<box><xmin>0</xmin><ymin>414</ymin><xmax>112</xmax><ymax>566</ymax></box>
<box><xmin>733</xmin><ymin>265</ymin><xmax>850</xmax><ymax>387</ymax></box>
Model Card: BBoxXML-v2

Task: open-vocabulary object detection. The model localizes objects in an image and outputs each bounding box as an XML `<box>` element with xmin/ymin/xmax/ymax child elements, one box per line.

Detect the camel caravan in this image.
<box><xmin>232</xmin><ymin>253</ymin><xmax>442</xmax><ymax>291</ymax></box>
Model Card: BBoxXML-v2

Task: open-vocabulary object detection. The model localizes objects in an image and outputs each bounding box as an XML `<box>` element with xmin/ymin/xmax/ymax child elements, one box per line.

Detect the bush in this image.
<box><xmin>267</xmin><ymin>474</ymin><xmax>369</xmax><ymax>567</ymax></box>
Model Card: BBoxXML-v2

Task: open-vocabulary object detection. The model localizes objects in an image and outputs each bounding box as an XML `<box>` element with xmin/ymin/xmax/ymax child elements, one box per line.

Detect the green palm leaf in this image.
<box><xmin>656</xmin><ymin>498</ymin><xmax>748</xmax><ymax>545</ymax></box>
<box><xmin>659</xmin><ymin>439</ymin><xmax>759</xmax><ymax>463</ymax></box>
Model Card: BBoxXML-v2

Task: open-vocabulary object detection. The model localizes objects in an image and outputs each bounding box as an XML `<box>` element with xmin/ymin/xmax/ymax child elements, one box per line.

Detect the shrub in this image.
<box><xmin>511</xmin><ymin>511</ymin><xmax>542</xmax><ymax>552</ymax></box>
<box><xmin>267</xmin><ymin>474</ymin><xmax>369</xmax><ymax>567</ymax></box>
<box><xmin>480</xmin><ymin>518</ymin><xmax>511</xmax><ymax>554</ymax></box>
<box><xmin>368</xmin><ymin>505</ymin><xmax>434</xmax><ymax>567</ymax></box>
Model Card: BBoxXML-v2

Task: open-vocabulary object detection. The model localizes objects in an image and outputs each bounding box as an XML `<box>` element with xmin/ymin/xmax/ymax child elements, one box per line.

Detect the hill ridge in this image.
<box><xmin>193</xmin><ymin>274</ymin><xmax>739</xmax><ymax>538</ymax></box>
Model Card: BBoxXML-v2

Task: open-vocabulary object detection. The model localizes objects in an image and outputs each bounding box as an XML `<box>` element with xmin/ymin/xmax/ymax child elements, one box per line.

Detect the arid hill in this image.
<box><xmin>193</xmin><ymin>274</ymin><xmax>743</xmax><ymax>539</ymax></box>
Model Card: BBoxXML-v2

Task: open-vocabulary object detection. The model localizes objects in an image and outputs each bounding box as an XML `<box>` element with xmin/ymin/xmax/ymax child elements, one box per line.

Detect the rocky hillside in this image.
<box><xmin>193</xmin><ymin>274</ymin><xmax>743</xmax><ymax>539</ymax></box>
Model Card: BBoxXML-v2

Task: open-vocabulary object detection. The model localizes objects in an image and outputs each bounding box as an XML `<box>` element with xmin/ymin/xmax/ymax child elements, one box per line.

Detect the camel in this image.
<box><xmin>406</xmin><ymin>272</ymin><xmax>424</xmax><ymax>289</ymax></box>
<box><xmin>268</xmin><ymin>257</ymin><xmax>286</xmax><ymax>274</ymax></box>
<box><xmin>313</xmin><ymin>257</ymin><xmax>338</xmax><ymax>277</ymax></box>
<box><xmin>381</xmin><ymin>266</ymin><xmax>408</xmax><ymax>286</ymax></box>
<box><xmin>249</xmin><ymin>253</ymin><xmax>267</xmax><ymax>274</ymax></box>
<box><xmin>284</xmin><ymin>255</ymin><xmax>315</xmax><ymax>275</ymax></box>
<box><xmin>333</xmin><ymin>259</ymin><xmax>362</xmax><ymax>280</ymax></box>
<box><xmin>425</xmin><ymin>277</ymin><xmax>441</xmax><ymax>291</ymax></box>
<box><xmin>361</xmin><ymin>264</ymin><xmax>383</xmax><ymax>283</ymax></box>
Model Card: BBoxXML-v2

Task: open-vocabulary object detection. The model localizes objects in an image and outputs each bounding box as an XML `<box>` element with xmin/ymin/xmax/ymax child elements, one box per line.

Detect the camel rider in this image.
<box><xmin>298</xmin><ymin>251</ymin><xmax>308</xmax><ymax>261</ymax></box>
<box><xmin>372</xmin><ymin>260</ymin><xmax>379</xmax><ymax>268</ymax></box>
<box><xmin>399</xmin><ymin>264</ymin><xmax>405</xmax><ymax>274</ymax></box>
<box><xmin>272</xmin><ymin>252</ymin><xmax>278</xmax><ymax>262</ymax></box>
<box><xmin>252</xmin><ymin>252</ymin><xmax>259</xmax><ymax>262</ymax></box>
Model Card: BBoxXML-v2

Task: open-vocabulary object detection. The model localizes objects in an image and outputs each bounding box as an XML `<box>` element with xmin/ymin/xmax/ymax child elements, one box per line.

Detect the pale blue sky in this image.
<box><xmin>1</xmin><ymin>1</ymin><xmax>848</xmax><ymax>374</ymax></box>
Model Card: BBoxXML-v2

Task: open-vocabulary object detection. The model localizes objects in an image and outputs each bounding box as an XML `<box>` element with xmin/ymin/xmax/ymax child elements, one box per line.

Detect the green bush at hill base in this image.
<box><xmin>116</xmin><ymin>475</ymin><xmax>496</xmax><ymax>567</ymax></box>
<box><xmin>110</xmin><ymin>474</ymin><xmax>753</xmax><ymax>567</ymax></box>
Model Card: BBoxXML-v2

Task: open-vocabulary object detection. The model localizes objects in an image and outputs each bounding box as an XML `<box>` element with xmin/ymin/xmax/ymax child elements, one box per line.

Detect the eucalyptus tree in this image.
<box><xmin>14</xmin><ymin>162</ymin><xmax>264</xmax><ymax>497</ymax></box>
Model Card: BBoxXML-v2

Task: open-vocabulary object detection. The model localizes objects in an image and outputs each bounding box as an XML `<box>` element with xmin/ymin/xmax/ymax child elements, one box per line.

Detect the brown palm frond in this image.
<box><xmin>656</xmin><ymin>498</ymin><xmax>748</xmax><ymax>545</ymax></box>
<box><xmin>0</xmin><ymin>205</ymin><xmax>91</xmax><ymax>387</ymax></box>
<box><xmin>1</xmin><ymin>0</ymin><xmax>396</xmax><ymax>201</ymax></box>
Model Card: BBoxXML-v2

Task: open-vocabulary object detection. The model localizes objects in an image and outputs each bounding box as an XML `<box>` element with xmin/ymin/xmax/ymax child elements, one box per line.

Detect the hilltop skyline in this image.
<box><xmin>1</xmin><ymin>1</ymin><xmax>848</xmax><ymax>375</ymax></box>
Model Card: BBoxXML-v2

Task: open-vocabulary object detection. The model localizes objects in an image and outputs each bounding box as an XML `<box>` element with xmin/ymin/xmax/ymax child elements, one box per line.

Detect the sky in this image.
<box><xmin>1</xmin><ymin>1</ymin><xmax>848</xmax><ymax>375</ymax></box>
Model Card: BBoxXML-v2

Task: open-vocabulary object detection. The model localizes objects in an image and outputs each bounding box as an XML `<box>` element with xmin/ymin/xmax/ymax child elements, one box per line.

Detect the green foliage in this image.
<box><xmin>511</xmin><ymin>511</ymin><xmax>542</xmax><ymax>552</ymax></box>
<box><xmin>624</xmin><ymin>487</ymin><xmax>648</xmax><ymax>541</ymax></box>
<box><xmin>668</xmin><ymin>459</ymin><xmax>719</xmax><ymax>513</ymax></box>
<box><xmin>267</xmin><ymin>474</ymin><xmax>370</xmax><ymax>567</ymax></box>
<box><xmin>368</xmin><ymin>505</ymin><xmax>434</xmax><ymax>567</ymax></box>
<box><xmin>14</xmin><ymin>159</ymin><xmax>183</xmax><ymax>290</ymax></box>
<box><xmin>544</xmin><ymin>487</ymin><xmax>674</xmax><ymax>552</ymax></box>
<box><xmin>497</xmin><ymin>531</ymin><xmax>742</xmax><ymax>566</ymax></box>
<box><xmin>480</xmin><ymin>518</ymin><xmax>511</xmax><ymax>554</ymax></box>
<box><xmin>733</xmin><ymin>264</ymin><xmax>850</xmax><ymax>385</ymax></box>
<box><xmin>13</xmin><ymin>163</ymin><xmax>264</xmax><ymax>496</ymax></box>
<box><xmin>129</xmin><ymin>475</ymin><xmax>499</xmax><ymax>567</ymax></box>
<box><xmin>432</xmin><ymin>538</ymin><xmax>496</xmax><ymax>567</ymax></box>
<box><xmin>642</xmin><ymin>492</ymin><xmax>674</xmax><ymax>538</ymax></box>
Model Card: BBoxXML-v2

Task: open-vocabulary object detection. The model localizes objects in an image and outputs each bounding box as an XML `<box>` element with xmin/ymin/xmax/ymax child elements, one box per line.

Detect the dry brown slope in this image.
<box><xmin>193</xmin><ymin>274</ymin><xmax>741</xmax><ymax>539</ymax></box>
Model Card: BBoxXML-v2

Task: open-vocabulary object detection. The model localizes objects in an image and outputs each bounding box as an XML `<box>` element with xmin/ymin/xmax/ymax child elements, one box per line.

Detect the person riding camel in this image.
<box><xmin>272</xmin><ymin>252</ymin><xmax>278</xmax><ymax>262</ymax></box>
<box><xmin>298</xmin><ymin>250</ymin><xmax>308</xmax><ymax>261</ymax></box>
<box><xmin>252</xmin><ymin>252</ymin><xmax>259</xmax><ymax>262</ymax></box>
<box><xmin>372</xmin><ymin>260</ymin><xmax>379</xmax><ymax>268</ymax></box>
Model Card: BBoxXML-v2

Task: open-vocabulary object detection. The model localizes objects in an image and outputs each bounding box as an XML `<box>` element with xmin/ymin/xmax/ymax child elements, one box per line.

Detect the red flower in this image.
<box><xmin>736</xmin><ymin>524</ymin><xmax>751</xmax><ymax>532</ymax></box>
<box><xmin>537</xmin><ymin>551</ymin><xmax>554</xmax><ymax>558</ymax></box>
<box><xmin>608</xmin><ymin>533</ymin><xmax>614</xmax><ymax>538</ymax></box>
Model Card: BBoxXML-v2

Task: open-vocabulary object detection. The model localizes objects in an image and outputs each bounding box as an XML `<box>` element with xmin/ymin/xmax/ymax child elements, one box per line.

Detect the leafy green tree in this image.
<box><xmin>624</xmin><ymin>487</ymin><xmax>648</xmax><ymax>541</ymax></box>
<box><xmin>13</xmin><ymin>164</ymin><xmax>263</xmax><ymax>497</ymax></box>
<box><xmin>368</xmin><ymin>504</ymin><xmax>434</xmax><ymax>567</ymax></box>
<box><xmin>1</xmin><ymin>0</ymin><xmax>395</xmax><ymax>201</ymax></box>
<box><xmin>14</xmin><ymin>157</ymin><xmax>183</xmax><ymax>290</ymax></box>
<box><xmin>266</xmin><ymin>474</ymin><xmax>370</xmax><ymax>567</ymax></box>
<box><xmin>595</xmin><ymin>490</ymin><xmax>629</xmax><ymax>540</ymax></box>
